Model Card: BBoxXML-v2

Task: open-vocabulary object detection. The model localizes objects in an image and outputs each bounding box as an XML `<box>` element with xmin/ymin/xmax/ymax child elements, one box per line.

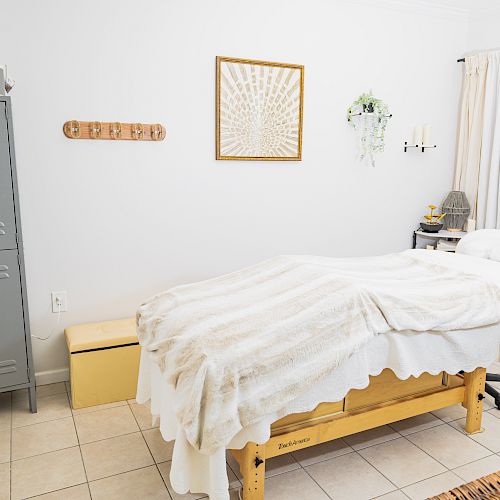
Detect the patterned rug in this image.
<box><xmin>429</xmin><ymin>471</ymin><xmax>500</xmax><ymax>499</ymax></box>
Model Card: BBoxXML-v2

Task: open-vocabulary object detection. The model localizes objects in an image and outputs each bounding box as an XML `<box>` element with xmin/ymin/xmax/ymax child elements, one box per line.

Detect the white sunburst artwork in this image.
<box><xmin>216</xmin><ymin>56</ymin><xmax>304</xmax><ymax>161</ymax></box>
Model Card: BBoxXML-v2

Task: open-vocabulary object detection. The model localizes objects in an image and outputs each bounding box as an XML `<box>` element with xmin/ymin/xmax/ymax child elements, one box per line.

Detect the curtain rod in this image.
<box><xmin>457</xmin><ymin>58</ymin><xmax>465</xmax><ymax>62</ymax></box>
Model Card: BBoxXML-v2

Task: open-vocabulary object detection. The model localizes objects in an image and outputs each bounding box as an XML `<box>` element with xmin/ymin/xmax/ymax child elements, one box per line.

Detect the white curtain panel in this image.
<box><xmin>453</xmin><ymin>53</ymin><xmax>488</xmax><ymax>221</ymax></box>
<box><xmin>477</xmin><ymin>51</ymin><xmax>500</xmax><ymax>229</ymax></box>
<box><xmin>454</xmin><ymin>50</ymin><xmax>500</xmax><ymax>228</ymax></box>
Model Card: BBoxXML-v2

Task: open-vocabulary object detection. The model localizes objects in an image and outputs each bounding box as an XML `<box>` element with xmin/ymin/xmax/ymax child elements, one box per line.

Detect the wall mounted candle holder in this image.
<box><xmin>404</xmin><ymin>142</ymin><xmax>437</xmax><ymax>153</ymax></box>
<box><xmin>63</xmin><ymin>121</ymin><xmax>166</xmax><ymax>141</ymax></box>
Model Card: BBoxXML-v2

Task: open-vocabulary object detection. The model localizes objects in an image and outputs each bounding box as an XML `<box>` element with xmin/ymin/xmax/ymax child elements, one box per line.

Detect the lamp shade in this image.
<box><xmin>442</xmin><ymin>191</ymin><xmax>470</xmax><ymax>232</ymax></box>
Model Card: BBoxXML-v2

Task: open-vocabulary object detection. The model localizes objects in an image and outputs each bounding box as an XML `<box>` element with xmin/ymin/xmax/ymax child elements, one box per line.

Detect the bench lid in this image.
<box><xmin>65</xmin><ymin>318</ymin><xmax>137</xmax><ymax>353</ymax></box>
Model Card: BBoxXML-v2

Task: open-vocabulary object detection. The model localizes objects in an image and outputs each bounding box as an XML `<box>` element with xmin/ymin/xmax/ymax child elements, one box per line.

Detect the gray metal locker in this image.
<box><xmin>0</xmin><ymin>96</ymin><xmax>36</xmax><ymax>412</ymax></box>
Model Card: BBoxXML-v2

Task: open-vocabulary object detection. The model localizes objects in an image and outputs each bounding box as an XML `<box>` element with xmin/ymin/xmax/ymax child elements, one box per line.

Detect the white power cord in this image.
<box><xmin>31</xmin><ymin>308</ymin><xmax>62</xmax><ymax>341</ymax></box>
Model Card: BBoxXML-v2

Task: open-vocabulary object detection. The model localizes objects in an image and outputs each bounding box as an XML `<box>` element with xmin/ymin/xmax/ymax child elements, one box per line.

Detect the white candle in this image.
<box><xmin>413</xmin><ymin>125</ymin><xmax>423</xmax><ymax>145</ymax></box>
<box><xmin>423</xmin><ymin>124</ymin><xmax>432</xmax><ymax>145</ymax></box>
<box><xmin>467</xmin><ymin>219</ymin><xmax>476</xmax><ymax>232</ymax></box>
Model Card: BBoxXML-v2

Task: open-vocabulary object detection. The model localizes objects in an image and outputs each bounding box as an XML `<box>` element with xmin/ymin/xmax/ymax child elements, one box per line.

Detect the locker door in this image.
<box><xmin>0</xmin><ymin>249</ymin><xmax>28</xmax><ymax>389</ymax></box>
<box><xmin>0</xmin><ymin>102</ymin><xmax>16</xmax><ymax>250</ymax></box>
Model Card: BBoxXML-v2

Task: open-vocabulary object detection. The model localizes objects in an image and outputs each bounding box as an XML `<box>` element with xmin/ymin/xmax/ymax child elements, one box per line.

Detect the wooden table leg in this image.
<box><xmin>463</xmin><ymin>367</ymin><xmax>486</xmax><ymax>434</ymax></box>
<box><xmin>240</xmin><ymin>442</ymin><xmax>265</xmax><ymax>500</ymax></box>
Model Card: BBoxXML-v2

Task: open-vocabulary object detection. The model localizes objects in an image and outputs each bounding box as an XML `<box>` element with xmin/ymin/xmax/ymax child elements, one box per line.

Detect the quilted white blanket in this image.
<box><xmin>136</xmin><ymin>251</ymin><xmax>500</xmax><ymax>454</ymax></box>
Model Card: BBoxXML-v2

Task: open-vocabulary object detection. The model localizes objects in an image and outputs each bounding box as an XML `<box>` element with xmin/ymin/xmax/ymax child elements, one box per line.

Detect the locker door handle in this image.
<box><xmin>0</xmin><ymin>221</ymin><xmax>4</xmax><ymax>227</ymax></box>
<box><xmin>0</xmin><ymin>265</ymin><xmax>7</xmax><ymax>271</ymax></box>
<box><xmin>0</xmin><ymin>230</ymin><xmax>5</xmax><ymax>235</ymax></box>
<box><xmin>0</xmin><ymin>273</ymin><xmax>9</xmax><ymax>279</ymax></box>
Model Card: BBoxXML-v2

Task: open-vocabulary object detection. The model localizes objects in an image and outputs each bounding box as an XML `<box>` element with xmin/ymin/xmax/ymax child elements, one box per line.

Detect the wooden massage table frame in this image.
<box><xmin>229</xmin><ymin>367</ymin><xmax>487</xmax><ymax>500</ymax></box>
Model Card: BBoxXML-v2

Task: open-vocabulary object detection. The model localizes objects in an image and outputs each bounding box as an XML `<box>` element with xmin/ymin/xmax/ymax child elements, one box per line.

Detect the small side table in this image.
<box><xmin>412</xmin><ymin>229</ymin><xmax>466</xmax><ymax>252</ymax></box>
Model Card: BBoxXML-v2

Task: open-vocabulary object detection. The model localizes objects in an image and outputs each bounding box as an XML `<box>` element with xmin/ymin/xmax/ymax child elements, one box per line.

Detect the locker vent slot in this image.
<box><xmin>0</xmin><ymin>359</ymin><xmax>17</xmax><ymax>375</ymax></box>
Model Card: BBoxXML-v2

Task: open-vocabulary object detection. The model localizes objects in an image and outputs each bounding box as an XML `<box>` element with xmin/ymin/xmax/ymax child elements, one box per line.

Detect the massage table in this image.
<box><xmin>136</xmin><ymin>244</ymin><xmax>500</xmax><ymax>500</ymax></box>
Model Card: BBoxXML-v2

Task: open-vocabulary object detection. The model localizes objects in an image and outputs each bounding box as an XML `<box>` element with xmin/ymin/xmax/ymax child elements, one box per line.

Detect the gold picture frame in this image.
<box><xmin>216</xmin><ymin>56</ymin><xmax>304</xmax><ymax>161</ymax></box>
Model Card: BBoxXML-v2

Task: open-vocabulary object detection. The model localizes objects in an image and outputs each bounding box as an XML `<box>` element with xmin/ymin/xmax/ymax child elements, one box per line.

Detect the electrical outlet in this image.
<box><xmin>51</xmin><ymin>291</ymin><xmax>68</xmax><ymax>313</ymax></box>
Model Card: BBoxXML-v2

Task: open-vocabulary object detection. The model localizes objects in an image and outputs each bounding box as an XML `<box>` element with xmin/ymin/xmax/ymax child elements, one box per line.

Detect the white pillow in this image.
<box><xmin>490</xmin><ymin>246</ymin><xmax>500</xmax><ymax>262</ymax></box>
<box><xmin>456</xmin><ymin>229</ymin><xmax>500</xmax><ymax>260</ymax></box>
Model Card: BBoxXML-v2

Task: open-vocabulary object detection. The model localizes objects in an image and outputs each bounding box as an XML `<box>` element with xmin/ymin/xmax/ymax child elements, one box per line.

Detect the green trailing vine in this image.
<box><xmin>347</xmin><ymin>91</ymin><xmax>390</xmax><ymax>167</ymax></box>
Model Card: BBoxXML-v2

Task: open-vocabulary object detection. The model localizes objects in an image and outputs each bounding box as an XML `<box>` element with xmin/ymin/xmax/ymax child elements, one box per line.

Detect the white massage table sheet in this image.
<box><xmin>137</xmin><ymin>250</ymin><xmax>500</xmax><ymax>500</ymax></box>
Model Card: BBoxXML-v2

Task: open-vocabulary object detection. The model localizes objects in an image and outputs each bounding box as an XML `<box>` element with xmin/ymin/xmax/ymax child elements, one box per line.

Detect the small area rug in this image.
<box><xmin>429</xmin><ymin>470</ymin><xmax>500</xmax><ymax>499</ymax></box>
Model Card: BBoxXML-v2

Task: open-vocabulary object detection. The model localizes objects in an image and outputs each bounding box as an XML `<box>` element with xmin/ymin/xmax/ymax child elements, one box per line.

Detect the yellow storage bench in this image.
<box><xmin>65</xmin><ymin>318</ymin><xmax>141</xmax><ymax>409</ymax></box>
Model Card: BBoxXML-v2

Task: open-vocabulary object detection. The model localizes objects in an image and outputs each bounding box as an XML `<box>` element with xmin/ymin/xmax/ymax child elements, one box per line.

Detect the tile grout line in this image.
<box><xmin>64</xmin><ymin>379</ymin><xmax>91</xmax><ymax>500</ymax></box>
<box><xmin>401</xmin><ymin>420</ymin><xmax>493</xmax><ymax>473</ymax></box>
<box><xmin>11</xmin><ymin>441</ymin><xmax>81</xmax><ymax>463</ymax></box>
<box><xmin>399</xmin><ymin>429</ymin><xmax>456</xmax><ymax>473</ymax></box>
<box><xmin>450</xmin><ymin>451</ymin><xmax>498</xmax><ymax>479</ymax></box>
<box><xmin>71</xmin><ymin>401</ymin><xmax>128</xmax><ymax>417</ymax></box>
<box><xmin>22</xmin><ymin>482</ymin><xmax>91</xmax><ymax>500</ymax></box>
<box><xmin>297</xmin><ymin>457</ymin><xmax>335</xmax><ymax>500</ymax></box>
<box><xmin>67</xmin><ymin>429</ymin><xmax>143</xmax><ymax>449</ymax></box>
<box><xmin>292</xmin><ymin>434</ymin><xmax>402</xmax><ymax>499</ymax></box>
<box><xmin>65</xmin><ymin>387</ymin><xmax>92</xmax><ymax>496</ymax></box>
<box><xmin>369</xmin><ymin>436</ymin><xmax>461</xmax><ymax>494</ymax></box>
<box><xmin>372</xmin><ymin>489</ymin><xmax>412</xmax><ymax>500</ymax></box>
<box><xmin>88</xmin><ymin>464</ymin><xmax>165</xmax><ymax>490</ymax></box>
<box><xmin>387</xmin><ymin>419</ymin><xmax>446</xmax><ymax>437</ymax></box>
<box><xmin>153</xmin><ymin>463</ymin><xmax>174</xmax><ymax>500</ymax></box>
<box><xmin>11</xmin><ymin>413</ymin><xmax>73</xmax><ymax>431</ymax></box>
<box><xmin>290</xmin><ymin>438</ymin><xmax>355</xmax><ymax>469</ymax></box>
<box><xmin>9</xmin><ymin>429</ymin><xmax>150</xmax><ymax>463</ymax></box>
<box><xmin>354</xmin><ymin>450</ymin><xmax>401</xmax><ymax>495</ymax></box>
<box><xmin>127</xmin><ymin>399</ymin><xmax>173</xmax><ymax>500</ymax></box>
<box><xmin>10</xmin><ymin>389</ymin><xmax>73</xmax><ymax>430</ymax></box>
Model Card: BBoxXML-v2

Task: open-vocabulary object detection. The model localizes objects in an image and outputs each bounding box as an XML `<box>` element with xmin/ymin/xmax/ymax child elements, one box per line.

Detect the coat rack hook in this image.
<box><xmin>89</xmin><ymin>121</ymin><xmax>101</xmax><ymax>139</ymax></box>
<box><xmin>151</xmin><ymin>124</ymin><xmax>165</xmax><ymax>141</ymax></box>
<box><xmin>64</xmin><ymin>120</ymin><xmax>81</xmax><ymax>139</ymax></box>
<box><xmin>110</xmin><ymin>122</ymin><xmax>122</xmax><ymax>140</ymax></box>
<box><xmin>131</xmin><ymin>123</ymin><xmax>143</xmax><ymax>140</ymax></box>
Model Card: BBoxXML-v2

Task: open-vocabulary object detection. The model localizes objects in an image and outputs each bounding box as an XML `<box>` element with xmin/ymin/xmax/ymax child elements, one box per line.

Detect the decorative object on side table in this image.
<box><xmin>216</xmin><ymin>56</ymin><xmax>304</xmax><ymax>161</ymax></box>
<box><xmin>420</xmin><ymin>204</ymin><xmax>446</xmax><ymax>233</ymax></box>
<box><xmin>347</xmin><ymin>91</ymin><xmax>392</xmax><ymax>167</ymax></box>
<box><xmin>442</xmin><ymin>191</ymin><xmax>470</xmax><ymax>232</ymax></box>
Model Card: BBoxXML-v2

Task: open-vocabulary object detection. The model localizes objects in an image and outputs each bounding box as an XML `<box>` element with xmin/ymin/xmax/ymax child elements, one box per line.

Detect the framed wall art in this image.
<box><xmin>216</xmin><ymin>56</ymin><xmax>304</xmax><ymax>161</ymax></box>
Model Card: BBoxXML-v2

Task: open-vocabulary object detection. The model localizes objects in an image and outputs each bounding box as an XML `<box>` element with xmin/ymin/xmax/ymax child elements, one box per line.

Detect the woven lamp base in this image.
<box><xmin>442</xmin><ymin>191</ymin><xmax>470</xmax><ymax>233</ymax></box>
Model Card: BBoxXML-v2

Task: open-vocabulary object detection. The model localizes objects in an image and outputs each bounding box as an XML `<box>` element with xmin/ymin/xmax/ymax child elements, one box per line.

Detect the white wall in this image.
<box><xmin>1</xmin><ymin>0</ymin><xmax>467</xmax><ymax>380</ymax></box>
<box><xmin>467</xmin><ymin>2</ymin><xmax>500</xmax><ymax>51</ymax></box>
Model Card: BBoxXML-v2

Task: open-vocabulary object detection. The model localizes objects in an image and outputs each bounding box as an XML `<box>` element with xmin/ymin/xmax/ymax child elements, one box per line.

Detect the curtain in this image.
<box><xmin>453</xmin><ymin>53</ymin><xmax>488</xmax><ymax>221</ymax></box>
<box><xmin>454</xmin><ymin>50</ymin><xmax>500</xmax><ymax>228</ymax></box>
<box><xmin>476</xmin><ymin>52</ymin><xmax>500</xmax><ymax>229</ymax></box>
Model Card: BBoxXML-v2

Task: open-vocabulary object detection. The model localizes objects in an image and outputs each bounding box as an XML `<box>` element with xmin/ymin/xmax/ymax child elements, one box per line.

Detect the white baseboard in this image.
<box><xmin>35</xmin><ymin>368</ymin><xmax>69</xmax><ymax>386</ymax></box>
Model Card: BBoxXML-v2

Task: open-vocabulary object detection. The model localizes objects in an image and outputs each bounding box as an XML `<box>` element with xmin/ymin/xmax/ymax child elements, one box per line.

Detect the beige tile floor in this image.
<box><xmin>0</xmin><ymin>364</ymin><xmax>499</xmax><ymax>500</ymax></box>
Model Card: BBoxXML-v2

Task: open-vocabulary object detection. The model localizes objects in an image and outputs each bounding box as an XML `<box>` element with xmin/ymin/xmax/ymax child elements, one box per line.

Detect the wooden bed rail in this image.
<box><xmin>231</xmin><ymin>368</ymin><xmax>486</xmax><ymax>500</ymax></box>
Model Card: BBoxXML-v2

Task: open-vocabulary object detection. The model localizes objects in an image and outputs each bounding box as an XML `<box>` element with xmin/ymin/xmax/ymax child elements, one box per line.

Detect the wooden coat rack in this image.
<box><xmin>63</xmin><ymin>121</ymin><xmax>166</xmax><ymax>141</ymax></box>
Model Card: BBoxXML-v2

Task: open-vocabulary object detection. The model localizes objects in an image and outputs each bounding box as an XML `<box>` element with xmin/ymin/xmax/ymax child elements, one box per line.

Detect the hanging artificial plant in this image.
<box><xmin>347</xmin><ymin>91</ymin><xmax>391</xmax><ymax>167</ymax></box>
